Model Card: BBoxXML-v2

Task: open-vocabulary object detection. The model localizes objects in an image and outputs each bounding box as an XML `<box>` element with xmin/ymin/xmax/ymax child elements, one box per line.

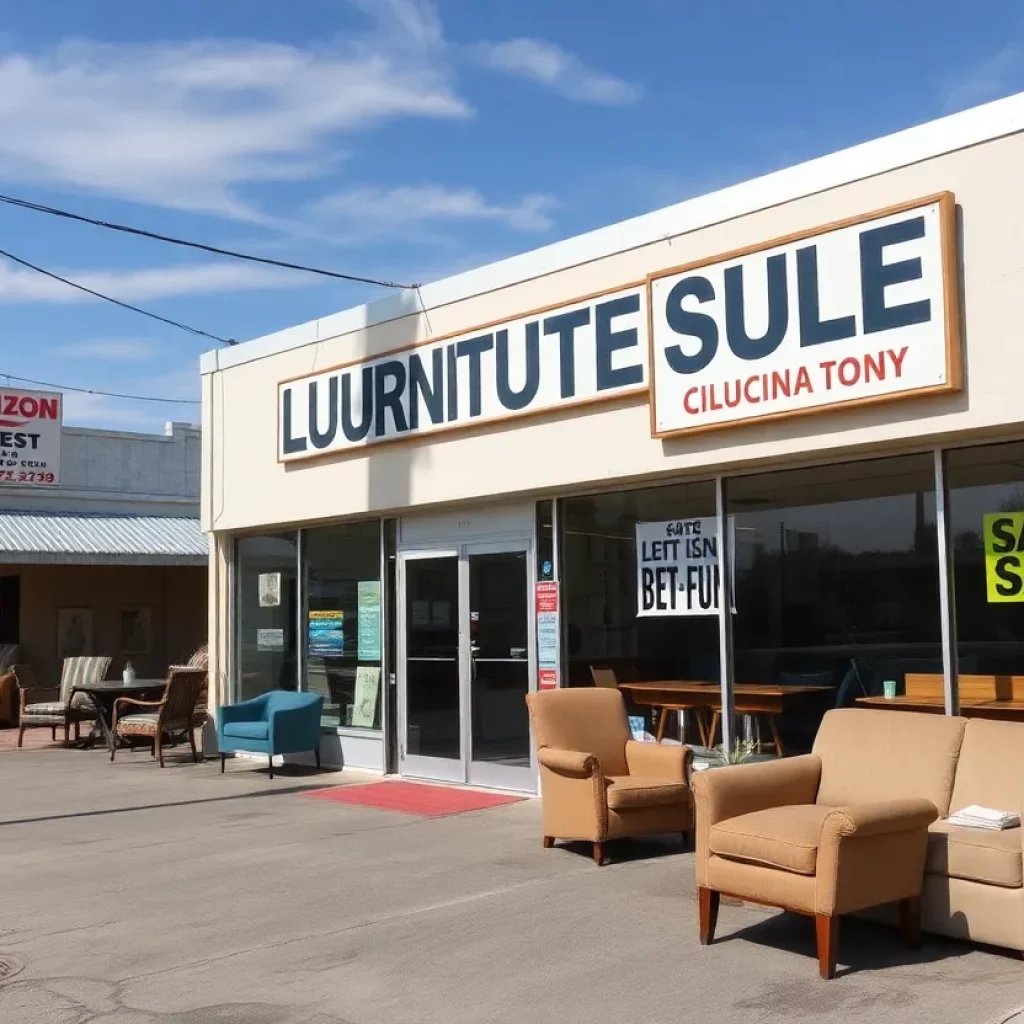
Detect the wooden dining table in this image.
<box><xmin>855</xmin><ymin>694</ymin><xmax>1024</xmax><ymax>719</ymax></box>
<box><xmin>617</xmin><ymin>680</ymin><xmax>832</xmax><ymax>755</ymax></box>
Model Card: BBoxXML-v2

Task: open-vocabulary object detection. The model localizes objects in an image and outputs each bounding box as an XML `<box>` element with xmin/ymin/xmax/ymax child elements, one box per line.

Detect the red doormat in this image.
<box><xmin>303</xmin><ymin>780</ymin><xmax>524</xmax><ymax>817</ymax></box>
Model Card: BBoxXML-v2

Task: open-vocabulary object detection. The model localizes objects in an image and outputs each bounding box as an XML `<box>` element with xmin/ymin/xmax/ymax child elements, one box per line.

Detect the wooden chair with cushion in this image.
<box><xmin>16</xmin><ymin>657</ymin><xmax>110</xmax><ymax>746</ymax></box>
<box><xmin>526</xmin><ymin>687</ymin><xmax>693</xmax><ymax>866</ymax></box>
<box><xmin>112</xmin><ymin>667</ymin><xmax>207</xmax><ymax>767</ymax></box>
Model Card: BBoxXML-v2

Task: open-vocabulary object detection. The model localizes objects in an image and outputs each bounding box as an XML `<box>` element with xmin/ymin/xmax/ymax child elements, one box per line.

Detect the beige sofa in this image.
<box><xmin>694</xmin><ymin>708</ymin><xmax>1024</xmax><ymax>976</ymax></box>
<box><xmin>921</xmin><ymin>717</ymin><xmax>1023</xmax><ymax>953</ymax></box>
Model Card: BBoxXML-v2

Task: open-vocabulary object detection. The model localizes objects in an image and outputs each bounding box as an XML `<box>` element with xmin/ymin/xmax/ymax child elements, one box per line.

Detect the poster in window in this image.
<box><xmin>258</xmin><ymin>572</ymin><xmax>281</xmax><ymax>607</ymax></box>
<box><xmin>308</xmin><ymin>610</ymin><xmax>344</xmax><ymax>656</ymax></box>
<box><xmin>120</xmin><ymin>606</ymin><xmax>152</xmax><ymax>654</ymax></box>
<box><xmin>57</xmin><ymin>608</ymin><xmax>93</xmax><ymax>660</ymax></box>
<box><xmin>635</xmin><ymin>518</ymin><xmax>736</xmax><ymax>617</ymax></box>
<box><xmin>350</xmin><ymin>666</ymin><xmax>381</xmax><ymax>728</ymax></box>
<box><xmin>984</xmin><ymin>512</ymin><xmax>1024</xmax><ymax>602</ymax></box>
<box><xmin>357</xmin><ymin>581</ymin><xmax>382</xmax><ymax>661</ymax></box>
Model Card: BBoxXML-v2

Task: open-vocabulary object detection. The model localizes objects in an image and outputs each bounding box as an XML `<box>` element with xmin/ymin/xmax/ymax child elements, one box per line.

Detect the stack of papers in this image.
<box><xmin>947</xmin><ymin>805</ymin><xmax>1021</xmax><ymax>830</ymax></box>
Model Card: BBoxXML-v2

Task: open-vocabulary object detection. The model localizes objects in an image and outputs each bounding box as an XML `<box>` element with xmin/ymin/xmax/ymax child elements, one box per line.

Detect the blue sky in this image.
<box><xmin>1</xmin><ymin>0</ymin><xmax>1022</xmax><ymax>432</ymax></box>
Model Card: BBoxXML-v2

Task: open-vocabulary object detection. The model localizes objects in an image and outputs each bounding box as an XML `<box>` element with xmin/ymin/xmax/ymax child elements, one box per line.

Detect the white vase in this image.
<box><xmin>122</xmin><ymin>664</ymin><xmax>136</xmax><ymax>685</ymax></box>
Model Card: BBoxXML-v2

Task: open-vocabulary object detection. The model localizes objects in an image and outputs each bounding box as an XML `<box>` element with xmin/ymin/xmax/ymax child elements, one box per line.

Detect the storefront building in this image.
<box><xmin>201</xmin><ymin>92</ymin><xmax>1024</xmax><ymax>790</ymax></box>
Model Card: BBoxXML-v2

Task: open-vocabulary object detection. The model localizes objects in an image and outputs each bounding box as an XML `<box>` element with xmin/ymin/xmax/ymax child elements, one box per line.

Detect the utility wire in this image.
<box><xmin>0</xmin><ymin>246</ymin><xmax>235</xmax><ymax>345</ymax></box>
<box><xmin>1</xmin><ymin>372</ymin><xmax>199</xmax><ymax>405</ymax></box>
<box><xmin>0</xmin><ymin>192</ymin><xmax>419</xmax><ymax>290</ymax></box>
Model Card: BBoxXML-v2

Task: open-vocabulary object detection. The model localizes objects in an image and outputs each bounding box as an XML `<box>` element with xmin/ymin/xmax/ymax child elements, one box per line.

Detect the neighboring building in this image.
<box><xmin>0</xmin><ymin>420</ymin><xmax>207</xmax><ymax>686</ymax></box>
<box><xmin>201</xmin><ymin>90</ymin><xmax>1024</xmax><ymax>791</ymax></box>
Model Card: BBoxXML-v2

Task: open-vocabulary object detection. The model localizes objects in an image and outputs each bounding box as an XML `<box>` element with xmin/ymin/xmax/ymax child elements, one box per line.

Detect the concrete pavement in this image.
<box><xmin>1</xmin><ymin>744</ymin><xmax>1023</xmax><ymax>1023</ymax></box>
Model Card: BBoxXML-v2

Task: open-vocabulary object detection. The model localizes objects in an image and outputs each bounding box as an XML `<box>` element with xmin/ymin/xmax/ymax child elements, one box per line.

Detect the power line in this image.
<box><xmin>0</xmin><ymin>246</ymin><xmax>234</xmax><ymax>345</ymax></box>
<box><xmin>0</xmin><ymin>372</ymin><xmax>199</xmax><ymax>405</ymax></box>
<box><xmin>0</xmin><ymin>192</ymin><xmax>419</xmax><ymax>290</ymax></box>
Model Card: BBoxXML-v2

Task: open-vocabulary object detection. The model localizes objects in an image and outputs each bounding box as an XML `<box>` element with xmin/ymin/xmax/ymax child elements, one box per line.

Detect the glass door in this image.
<box><xmin>397</xmin><ymin>550</ymin><xmax>463</xmax><ymax>782</ymax></box>
<box><xmin>467</xmin><ymin>547</ymin><xmax>534</xmax><ymax>791</ymax></box>
<box><xmin>397</xmin><ymin>541</ymin><xmax>536</xmax><ymax>792</ymax></box>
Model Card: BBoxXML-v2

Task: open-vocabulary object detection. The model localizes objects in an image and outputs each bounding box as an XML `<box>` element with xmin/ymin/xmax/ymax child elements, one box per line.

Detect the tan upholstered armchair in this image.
<box><xmin>526</xmin><ymin>688</ymin><xmax>693</xmax><ymax>866</ymax></box>
<box><xmin>693</xmin><ymin>709</ymin><xmax>964</xmax><ymax>978</ymax></box>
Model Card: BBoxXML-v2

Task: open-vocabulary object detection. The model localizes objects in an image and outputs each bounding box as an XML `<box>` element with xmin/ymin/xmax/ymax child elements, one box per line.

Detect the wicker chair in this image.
<box><xmin>16</xmin><ymin>657</ymin><xmax>110</xmax><ymax>747</ymax></box>
<box><xmin>186</xmin><ymin>644</ymin><xmax>210</xmax><ymax>731</ymax></box>
<box><xmin>112</xmin><ymin>667</ymin><xmax>207</xmax><ymax>767</ymax></box>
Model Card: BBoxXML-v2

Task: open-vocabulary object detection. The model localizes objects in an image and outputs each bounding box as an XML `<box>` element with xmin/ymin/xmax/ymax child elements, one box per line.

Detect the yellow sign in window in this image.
<box><xmin>984</xmin><ymin>512</ymin><xmax>1024</xmax><ymax>602</ymax></box>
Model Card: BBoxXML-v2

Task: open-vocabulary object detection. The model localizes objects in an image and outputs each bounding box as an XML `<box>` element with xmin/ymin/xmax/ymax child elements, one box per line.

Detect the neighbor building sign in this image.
<box><xmin>647</xmin><ymin>193</ymin><xmax>960</xmax><ymax>436</ymax></box>
<box><xmin>0</xmin><ymin>386</ymin><xmax>62</xmax><ymax>486</ymax></box>
<box><xmin>278</xmin><ymin>284</ymin><xmax>648</xmax><ymax>460</ymax></box>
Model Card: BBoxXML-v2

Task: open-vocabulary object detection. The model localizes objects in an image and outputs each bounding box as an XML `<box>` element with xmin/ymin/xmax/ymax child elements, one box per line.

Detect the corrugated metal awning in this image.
<box><xmin>0</xmin><ymin>511</ymin><xmax>208</xmax><ymax>566</ymax></box>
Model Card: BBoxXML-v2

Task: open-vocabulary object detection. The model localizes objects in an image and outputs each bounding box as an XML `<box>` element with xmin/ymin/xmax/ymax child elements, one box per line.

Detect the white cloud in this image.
<box><xmin>52</xmin><ymin>338</ymin><xmax>161</xmax><ymax>361</ymax></box>
<box><xmin>0</xmin><ymin>260</ymin><xmax>305</xmax><ymax>303</ymax></box>
<box><xmin>943</xmin><ymin>44</ymin><xmax>1022</xmax><ymax>112</ymax></box>
<box><xmin>314</xmin><ymin>184</ymin><xmax>557</xmax><ymax>232</ymax></box>
<box><xmin>470</xmin><ymin>38</ymin><xmax>642</xmax><ymax>105</ymax></box>
<box><xmin>0</xmin><ymin>1</ymin><xmax>471</xmax><ymax>219</ymax></box>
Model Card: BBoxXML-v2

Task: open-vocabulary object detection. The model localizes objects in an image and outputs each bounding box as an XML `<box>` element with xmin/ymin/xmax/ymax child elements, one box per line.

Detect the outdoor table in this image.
<box><xmin>72</xmin><ymin>679</ymin><xmax>167</xmax><ymax>755</ymax></box>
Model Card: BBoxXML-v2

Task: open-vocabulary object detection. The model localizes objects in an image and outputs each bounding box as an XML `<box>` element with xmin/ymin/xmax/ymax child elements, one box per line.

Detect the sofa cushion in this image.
<box><xmin>950</xmin><ymin>719</ymin><xmax>1024</xmax><ymax>816</ymax></box>
<box><xmin>709</xmin><ymin>804</ymin><xmax>832</xmax><ymax>875</ymax></box>
<box><xmin>927</xmin><ymin>821</ymin><xmax>1023</xmax><ymax>888</ymax></box>
<box><xmin>813</xmin><ymin>709</ymin><xmax>965</xmax><ymax>815</ymax></box>
<box><xmin>222</xmin><ymin>720</ymin><xmax>270</xmax><ymax>742</ymax></box>
<box><xmin>604</xmin><ymin>775</ymin><xmax>688</xmax><ymax>810</ymax></box>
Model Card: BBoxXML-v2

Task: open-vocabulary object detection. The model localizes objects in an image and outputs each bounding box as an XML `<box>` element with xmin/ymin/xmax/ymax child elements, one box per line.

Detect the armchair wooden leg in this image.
<box><xmin>64</xmin><ymin>722</ymin><xmax>71</xmax><ymax>745</ymax></box>
<box><xmin>17</xmin><ymin>725</ymin><xmax>25</xmax><ymax>748</ymax></box>
<box><xmin>188</xmin><ymin>727</ymin><xmax>199</xmax><ymax>764</ymax></box>
<box><xmin>899</xmin><ymin>897</ymin><xmax>921</xmax><ymax>949</ymax></box>
<box><xmin>156</xmin><ymin>733</ymin><xmax>164</xmax><ymax>768</ymax></box>
<box><xmin>592</xmin><ymin>841</ymin><xmax>606</xmax><ymax>866</ymax></box>
<box><xmin>815</xmin><ymin>913</ymin><xmax>838</xmax><ymax>979</ymax></box>
<box><xmin>542</xmin><ymin>836</ymin><xmax>554</xmax><ymax>849</ymax></box>
<box><xmin>314</xmin><ymin>748</ymin><xmax>321</xmax><ymax>769</ymax></box>
<box><xmin>220</xmin><ymin>753</ymin><xmax>226</xmax><ymax>773</ymax></box>
<box><xmin>75</xmin><ymin>721</ymin><xmax>80</xmax><ymax>742</ymax></box>
<box><xmin>268</xmin><ymin>755</ymin><xmax>274</xmax><ymax>779</ymax></box>
<box><xmin>51</xmin><ymin>725</ymin><xmax>56</xmax><ymax>741</ymax></box>
<box><xmin>698</xmin><ymin>887</ymin><xmax>720</xmax><ymax>945</ymax></box>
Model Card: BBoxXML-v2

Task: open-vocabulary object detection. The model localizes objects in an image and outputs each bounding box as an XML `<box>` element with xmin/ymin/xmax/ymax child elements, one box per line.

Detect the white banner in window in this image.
<box><xmin>635</xmin><ymin>517</ymin><xmax>735</xmax><ymax>617</ymax></box>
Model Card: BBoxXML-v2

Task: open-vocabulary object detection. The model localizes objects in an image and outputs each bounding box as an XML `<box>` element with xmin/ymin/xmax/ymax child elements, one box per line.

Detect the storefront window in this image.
<box><xmin>561</xmin><ymin>482</ymin><xmax>718</xmax><ymax>699</ymax></box>
<box><xmin>236</xmin><ymin>533</ymin><xmax>298</xmax><ymax>702</ymax></box>
<box><xmin>948</xmin><ymin>441</ymin><xmax>1024</xmax><ymax>677</ymax></box>
<box><xmin>728</xmin><ymin>454</ymin><xmax>940</xmax><ymax>752</ymax></box>
<box><xmin>303</xmin><ymin>521</ymin><xmax>383</xmax><ymax>730</ymax></box>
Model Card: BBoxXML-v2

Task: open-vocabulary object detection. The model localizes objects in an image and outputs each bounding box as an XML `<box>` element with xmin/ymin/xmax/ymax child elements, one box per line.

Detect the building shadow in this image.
<box><xmin>715</xmin><ymin>909</ymin><xmax>974</xmax><ymax>977</ymax></box>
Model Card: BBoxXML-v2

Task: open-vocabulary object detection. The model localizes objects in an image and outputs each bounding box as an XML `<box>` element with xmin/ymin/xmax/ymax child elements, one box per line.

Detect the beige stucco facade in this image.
<box><xmin>200</xmin><ymin>92</ymin><xmax>1024</xmax><ymax>769</ymax></box>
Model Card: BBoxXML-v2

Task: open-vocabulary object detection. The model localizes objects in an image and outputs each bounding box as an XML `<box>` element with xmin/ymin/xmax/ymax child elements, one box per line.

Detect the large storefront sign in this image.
<box><xmin>983</xmin><ymin>512</ymin><xmax>1024</xmax><ymax>602</ymax></box>
<box><xmin>635</xmin><ymin>517</ymin><xmax>734</xmax><ymax>617</ymax></box>
<box><xmin>279</xmin><ymin>284</ymin><xmax>648</xmax><ymax>460</ymax></box>
<box><xmin>0</xmin><ymin>387</ymin><xmax>62</xmax><ymax>486</ymax></box>
<box><xmin>648</xmin><ymin>193</ymin><xmax>960</xmax><ymax>436</ymax></box>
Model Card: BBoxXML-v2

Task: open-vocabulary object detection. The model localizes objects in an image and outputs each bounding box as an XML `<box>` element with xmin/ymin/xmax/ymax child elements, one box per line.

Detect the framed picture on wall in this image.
<box><xmin>120</xmin><ymin>606</ymin><xmax>152</xmax><ymax>655</ymax></box>
<box><xmin>57</xmin><ymin>608</ymin><xmax>93</xmax><ymax>661</ymax></box>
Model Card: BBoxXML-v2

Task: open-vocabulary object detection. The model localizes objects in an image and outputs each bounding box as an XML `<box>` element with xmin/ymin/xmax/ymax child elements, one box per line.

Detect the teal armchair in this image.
<box><xmin>217</xmin><ymin>691</ymin><xmax>323</xmax><ymax>778</ymax></box>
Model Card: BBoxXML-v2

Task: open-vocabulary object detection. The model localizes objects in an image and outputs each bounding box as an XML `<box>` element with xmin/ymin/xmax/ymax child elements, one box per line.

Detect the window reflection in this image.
<box><xmin>729</xmin><ymin>454</ymin><xmax>940</xmax><ymax>752</ymax></box>
<box><xmin>236</xmin><ymin>533</ymin><xmax>298</xmax><ymax>702</ymax></box>
<box><xmin>304</xmin><ymin>521</ymin><xmax>383</xmax><ymax>730</ymax></box>
<box><xmin>948</xmin><ymin>441</ymin><xmax>1024</xmax><ymax>675</ymax></box>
